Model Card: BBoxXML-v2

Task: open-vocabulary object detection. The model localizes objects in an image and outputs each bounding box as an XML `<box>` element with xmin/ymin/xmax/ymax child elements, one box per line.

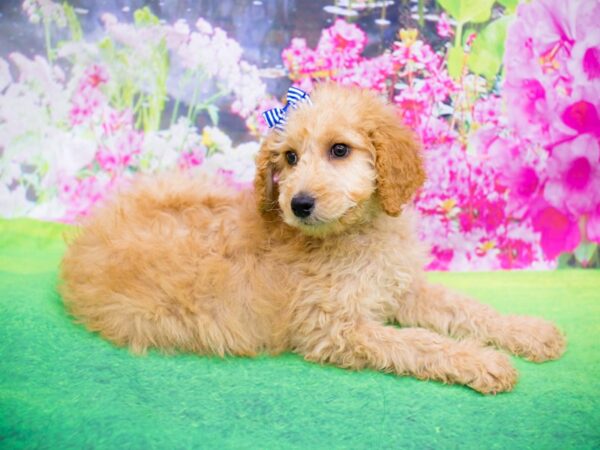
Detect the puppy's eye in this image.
<box><xmin>285</xmin><ymin>151</ymin><xmax>298</xmax><ymax>166</ymax></box>
<box><xmin>330</xmin><ymin>143</ymin><xmax>350</xmax><ymax>159</ymax></box>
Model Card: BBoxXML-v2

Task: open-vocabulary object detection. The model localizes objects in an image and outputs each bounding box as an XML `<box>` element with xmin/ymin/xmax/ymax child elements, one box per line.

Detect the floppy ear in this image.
<box><xmin>253</xmin><ymin>134</ymin><xmax>280</xmax><ymax>218</ymax></box>
<box><xmin>371</xmin><ymin>108</ymin><xmax>426</xmax><ymax>216</ymax></box>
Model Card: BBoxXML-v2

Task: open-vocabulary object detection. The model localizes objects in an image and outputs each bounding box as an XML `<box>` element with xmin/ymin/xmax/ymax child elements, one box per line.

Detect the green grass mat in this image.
<box><xmin>0</xmin><ymin>219</ymin><xmax>599</xmax><ymax>449</ymax></box>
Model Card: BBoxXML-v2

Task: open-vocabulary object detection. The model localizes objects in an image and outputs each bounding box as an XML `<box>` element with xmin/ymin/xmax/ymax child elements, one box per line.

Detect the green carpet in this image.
<box><xmin>0</xmin><ymin>219</ymin><xmax>599</xmax><ymax>449</ymax></box>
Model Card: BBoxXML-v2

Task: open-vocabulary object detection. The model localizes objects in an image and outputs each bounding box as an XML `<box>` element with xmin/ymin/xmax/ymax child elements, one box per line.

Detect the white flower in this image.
<box><xmin>0</xmin><ymin>184</ymin><xmax>30</xmax><ymax>218</ymax></box>
<box><xmin>202</xmin><ymin>126</ymin><xmax>232</xmax><ymax>152</ymax></box>
<box><xmin>195</xmin><ymin>18</ymin><xmax>213</xmax><ymax>35</ymax></box>
<box><xmin>43</xmin><ymin>129</ymin><xmax>97</xmax><ymax>179</ymax></box>
<box><xmin>203</xmin><ymin>140</ymin><xmax>259</xmax><ymax>183</ymax></box>
<box><xmin>0</xmin><ymin>58</ymin><xmax>11</xmax><ymax>92</ymax></box>
<box><xmin>28</xmin><ymin>196</ymin><xmax>67</xmax><ymax>221</ymax></box>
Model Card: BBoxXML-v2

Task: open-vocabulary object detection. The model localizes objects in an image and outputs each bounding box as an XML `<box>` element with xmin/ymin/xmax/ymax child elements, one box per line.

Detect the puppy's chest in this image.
<box><xmin>292</xmin><ymin>238</ymin><xmax>415</xmax><ymax>320</ymax></box>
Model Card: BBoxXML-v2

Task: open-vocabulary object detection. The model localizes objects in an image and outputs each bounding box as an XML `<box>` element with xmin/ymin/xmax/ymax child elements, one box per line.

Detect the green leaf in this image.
<box><xmin>207</xmin><ymin>105</ymin><xmax>219</xmax><ymax>126</ymax></box>
<box><xmin>498</xmin><ymin>0</ymin><xmax>519</xmax><ymax>13</ymax></box>
<box><xmin>437</xmin><ymin>0</ymin><xmax>495</xmax><ymax>24</ymax></box>
<box><xmin>62</xmin><ymin>3</ymin><xmax>83</xmax><ymax>41</ymax></box>
<box><xmin>574</xmin><ymin>242</ymin><xmax>597</xmax><ymax>266</ymax></box>
<box><xmin>134</xmin><ymin>7</ymin><xmax>160</xmax><ymax>26</ymax></box>
<box><xmin>467</xmin><ymin>16</ymin><xmax>512</xmax><ymax>82</ymax></box>
<box><xmin>556</xmin><ymin>253</ymin><xmax>573</xmax><ymax>269</ymax></box>
<box><xmin>447</xmin><ymin>45</ymin><xmax>465</xmax><ymax>80</ymax></box>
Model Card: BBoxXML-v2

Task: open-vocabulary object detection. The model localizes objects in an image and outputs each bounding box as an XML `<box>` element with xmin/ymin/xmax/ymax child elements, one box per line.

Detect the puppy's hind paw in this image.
<box><xmin>502</xmin><ymin>316</ymin><xmax>567</xmax><ymax>363</ymax></box>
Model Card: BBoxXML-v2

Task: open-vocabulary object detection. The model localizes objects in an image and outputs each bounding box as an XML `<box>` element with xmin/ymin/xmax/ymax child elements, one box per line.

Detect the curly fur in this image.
<box><xmin>60</xmin><ymin>83</ymin><xmax>566</xmax><ymax>394</ymax></box>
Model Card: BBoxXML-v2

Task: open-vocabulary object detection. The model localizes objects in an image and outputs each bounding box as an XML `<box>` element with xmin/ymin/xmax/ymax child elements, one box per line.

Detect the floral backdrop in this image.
<box><xmin>1</xmin><ymin>0</ymin><xmax>599</xmax><ymax>270</ymax></box>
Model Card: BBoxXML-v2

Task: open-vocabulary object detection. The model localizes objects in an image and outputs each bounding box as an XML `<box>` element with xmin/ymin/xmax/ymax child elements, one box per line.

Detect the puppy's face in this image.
<box><xmin>255</xmin><ymin>84</ymin><xmax>425</xmax><ymax>237</ymax></box>
<box><xmin>272</xmin><ymin>114</ymin><xmax>377</xmax><ymax>236</ymax></box>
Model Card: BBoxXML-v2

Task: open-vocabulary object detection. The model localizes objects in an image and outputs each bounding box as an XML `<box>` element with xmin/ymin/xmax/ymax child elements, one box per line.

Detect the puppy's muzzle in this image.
<box><xmin>291</xmin><ymin>193</ymin><xmax>315</xmax><ymax>218</ymax></box>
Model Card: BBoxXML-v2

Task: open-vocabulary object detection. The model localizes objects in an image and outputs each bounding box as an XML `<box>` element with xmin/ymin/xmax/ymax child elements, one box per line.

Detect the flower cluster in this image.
<box><xmin>282</xmin><ymin>19</ymin><xmax>395</xmax><ymax>93</ymax></box>
<box><xmin>1</xmin><ymin>2</ymin><xmax>264</xmax><ymax>223</ymax></box>
<box><xmin>4</xmin><ymin>0</ymin><xmax>599</xmax><ymax>270</ymax></box>
<box><xmin>98</xmin><ymin>11</ymin><xmax>268</xmax><ymax>129</ymax></box>
<box><xmin>491</xmin><ymin>0</ymin><xmax>600</xmax><ymax>262</ymax></box>
<box><xmin>280</xmin><ymin>7</ymin><xmax>600</xmax><ymax>269</ymax></box>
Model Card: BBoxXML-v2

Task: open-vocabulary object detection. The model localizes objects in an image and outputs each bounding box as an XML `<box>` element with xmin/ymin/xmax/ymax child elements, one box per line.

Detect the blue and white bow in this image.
<box><xmin>262</xmin><ymin>86</ymin><xmax>312</xmax><ymax>131</ymax></box>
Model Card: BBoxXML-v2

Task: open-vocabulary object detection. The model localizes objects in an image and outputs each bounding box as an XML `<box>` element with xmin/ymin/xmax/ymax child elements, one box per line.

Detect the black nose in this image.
<box><xmin>291</xmin><ymin>193</ymin><xmax>315</xmax><ymax>218</ymax></box>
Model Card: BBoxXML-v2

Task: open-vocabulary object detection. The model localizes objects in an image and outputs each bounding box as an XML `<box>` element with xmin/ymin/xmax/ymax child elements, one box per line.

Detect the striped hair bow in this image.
<box><xmin>262</xmin><ymin>86</ymin><xmax>312</xmax><ymax>131</ymax></box>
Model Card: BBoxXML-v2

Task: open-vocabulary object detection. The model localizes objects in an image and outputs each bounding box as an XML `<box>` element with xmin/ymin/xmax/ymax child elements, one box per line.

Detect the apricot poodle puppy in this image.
<box><xmin>60</xmin><ymin>84</ymin><xmax>566</xmax><ymax>394</ymax></box>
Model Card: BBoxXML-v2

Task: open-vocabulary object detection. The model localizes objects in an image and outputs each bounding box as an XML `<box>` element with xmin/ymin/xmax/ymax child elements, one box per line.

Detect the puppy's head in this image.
<box><xmin>254</xmin><ymin>83</ymin><xmax>425</xmax><ymax>236</ymax></box>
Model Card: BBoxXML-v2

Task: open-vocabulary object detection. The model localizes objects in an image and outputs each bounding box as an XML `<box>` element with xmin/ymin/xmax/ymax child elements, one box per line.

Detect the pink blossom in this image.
<box><xmin>95</xmin><ymin>130</ymin><xmax>143</xmax><ymax>173</ymax></box>
<box><xmin>568</xmin><ymin>33</ymin><xmax>600</xmax><ymax>85</ymax></box>
<box><xmin>317</xmin><ymin>19</ymin><xmax>366</xmax><ymax>66</ymax></box>
<box><xmin>532</xmin><ymin>203</ymin><xmax>580</xmax><ymax>259</ymax></box>
<box><xmin>483</xmin><ymin>130</ymin><xmax>545</xmax><ymax>216</ymax></box>
<box><xmin>465</xmin><ymin>32</ymin><xmax>477</xmax><ymax>48</ymax></box>
<box><xmin>436</xmin><ymin>13</ymin><xmax>453</xmax><ymax>38</ymax></box>
<box><xmin>427</xmin><ymin>245</ymin><xmax>454</xmax><ymax>271</ymax></box>
<box><xmin>544</xmin><ymin>134</ymin><xmax>600</xmax><ymax>216</ymax></box>
<box><xmin>82</xmin><ymin>64</ymin><xmax>109</xmax><ymax>88</ymax></box>
<box><xmin>503</xmin><ymin>77</ymin><xmax>553</xmax><ymax>141</ymax></box>
<box><xmin>69</xmin><ymin>89</ymin><xmax>102</xmax><ymax>125</ymax></box>
<box><xmin>95</xmin><ymin>147</ymin><xmax>120</xmax><ymax>172</ymax></box>
<box><xmin>498</xmin><ymin>239</ymin><xmax>535</xmax><ymax>269</ymax></box>
<box><xmin>179</xmin><ymin>147</ymin><xmax>205</xmax><ymax>169</ymax></box>
<box><xmin>473</xmin><ymin>96</ymin><xmax>503</xmax><ymax>127</ymax></box>
<box><xmin>101</xmin><ymin>109</ymin><xmax>134</xmax><ymax>136</ymax></box>
<box><xmin>515</xmin><ymin>0</ymin><xmax>578</xmax><ymax>57</ymax></box>
<box><xmin>587</xmin><ymin>203</ymin><xmax>600</xmax><ymax>243</ymax></box>
<box><xmin>342</xmin><ymin>54</ymin><xmax>395</xmax><ymax>92</ymax></box>
<box><xmin>560</xmin><ymin>99</ymin><xmax>600</xmax><ymax>136</ymax></box>
<box><xmin>59</xmin><ymin>175</ymin><xmax>115</xmax><ymax>222</ymax></box>
<box><xmin>69</xmin><ymin>65</ymin><xmax>110</xmax><ymax>126</ymax></box>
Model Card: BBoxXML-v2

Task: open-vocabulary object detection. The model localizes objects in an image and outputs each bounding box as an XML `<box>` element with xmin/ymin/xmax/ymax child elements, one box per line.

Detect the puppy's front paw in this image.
<box><xmin>501</xmin><ymin>316</ymin><xmax>566</xmax><ymax>363</ymax></box>
<box><xmin>462</xmin><ymin>348</ymin><xmax>518</xmax><ymax>395</ymax></box>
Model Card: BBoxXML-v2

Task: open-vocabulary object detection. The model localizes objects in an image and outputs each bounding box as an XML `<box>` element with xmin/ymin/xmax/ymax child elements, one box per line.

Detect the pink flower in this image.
<box><xmin>69</xmin><ymin>65</ymin><xmax>110</xmax><ymax>126</ymax></box>
<box><xmin>59</xmin><ymin>175</ymin><xmax>115</xmax><ymax>222</ymax></box>
<box><xmin>498</xmin><ymin>239</ymin><xmax>535</xmax><ymax>269</ymax></box>
<box><xmin>179</xmin><ymin>147</ymin><xmax>205</xmax><ymax>169</ymax></box>
<box><xmin>69</xmin><ymin>90</ymin><xmax>102</xmax><ymax>126</ymax></box>
<box><xmin>483</xmin><ymin>130</ymin><xmax>546</xmax><ymax>216</ymax></box>
<box><xmin>341</xmin><ymin>54</ymin><xmax>395</xmax><ymax>92</ymax></box>
<box><xmin>560</xmin><ymin>100</ymin><xmax>600</xmax><ymax>136</ymax></box>
<box><xmin>95</xmin><ymin>147</ymin><xmax>119</xmax><ymax>172</ymax></box>
<box><xmin>503</xmin><ymin>77</ymin><xmax>553</xmax><ymax>141</ymax></box>
<box><xmin>544</xmin><ymin>134</ymin><xmax>600</xmax><ymax>215</ymax></box>
<box><xmin>82</xmin><ymin>64</ymin><xmax>109</xmax><ymax>88</ymax></box>
<box><xmin>516</xmin><ymin>0</ymin><xmax>577</xmax><ymax>57</ymax></box>
<box><xmin>473</xmin><ymin>96</ymin><xmax>503</xmax><ymax>127</ymax></box>
<box><xmin>532</xmin><ymin>203</ymin><xmax>580</xmax><ymax>259</ymax></box>
<box><xmin>504</xmin><ymin>18</ymin><xmax>538</xmax><ymax>78</ymax></box>
<box><xmin>317</xmin><ymin>19</ymin><xmax>366</xmax><ymax>65</ymax></box>
<box><xmin>394</xmin><ymin>89</ymin><xmax>428</xmax><ymax>128</ymax></box>
<box><xmin>427</xmin><ymin>245</ymin><xmax>454</xmax><ymax>271</ymax></box>
<box><xmin>465</xmin><ymin>32</ymin><xmax>477</xmax><ymax>48</ymax></box>
<box><xmin>587</xmin><ymin>203</ymin><xmax>600</xmax><ymax>243</ymax></box>
<box><xmin>95</xmin><ymin>130</ymin><xmax>143</xmax><ymax>173</ymax></box>
<box><xmin>101</xmin><ymin>109</ymin><xmax>134</xmax><ymax>136</ymax></box>
<box><xmin>436</xmin><ymin>13</ymin><xmax>453</xmax><ymax>38</ymax></box>
<box><xmin>568</xmin><ymin>33</ymin><xmax>600</xmax><ymax>85</ymax></box>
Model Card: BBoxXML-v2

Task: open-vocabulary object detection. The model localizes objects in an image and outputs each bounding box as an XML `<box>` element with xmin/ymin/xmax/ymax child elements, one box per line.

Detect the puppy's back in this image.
<box><xmin>60</xmin><ymin>172</ymin><xmax>269</xmax><ymax>355</ymax></box>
